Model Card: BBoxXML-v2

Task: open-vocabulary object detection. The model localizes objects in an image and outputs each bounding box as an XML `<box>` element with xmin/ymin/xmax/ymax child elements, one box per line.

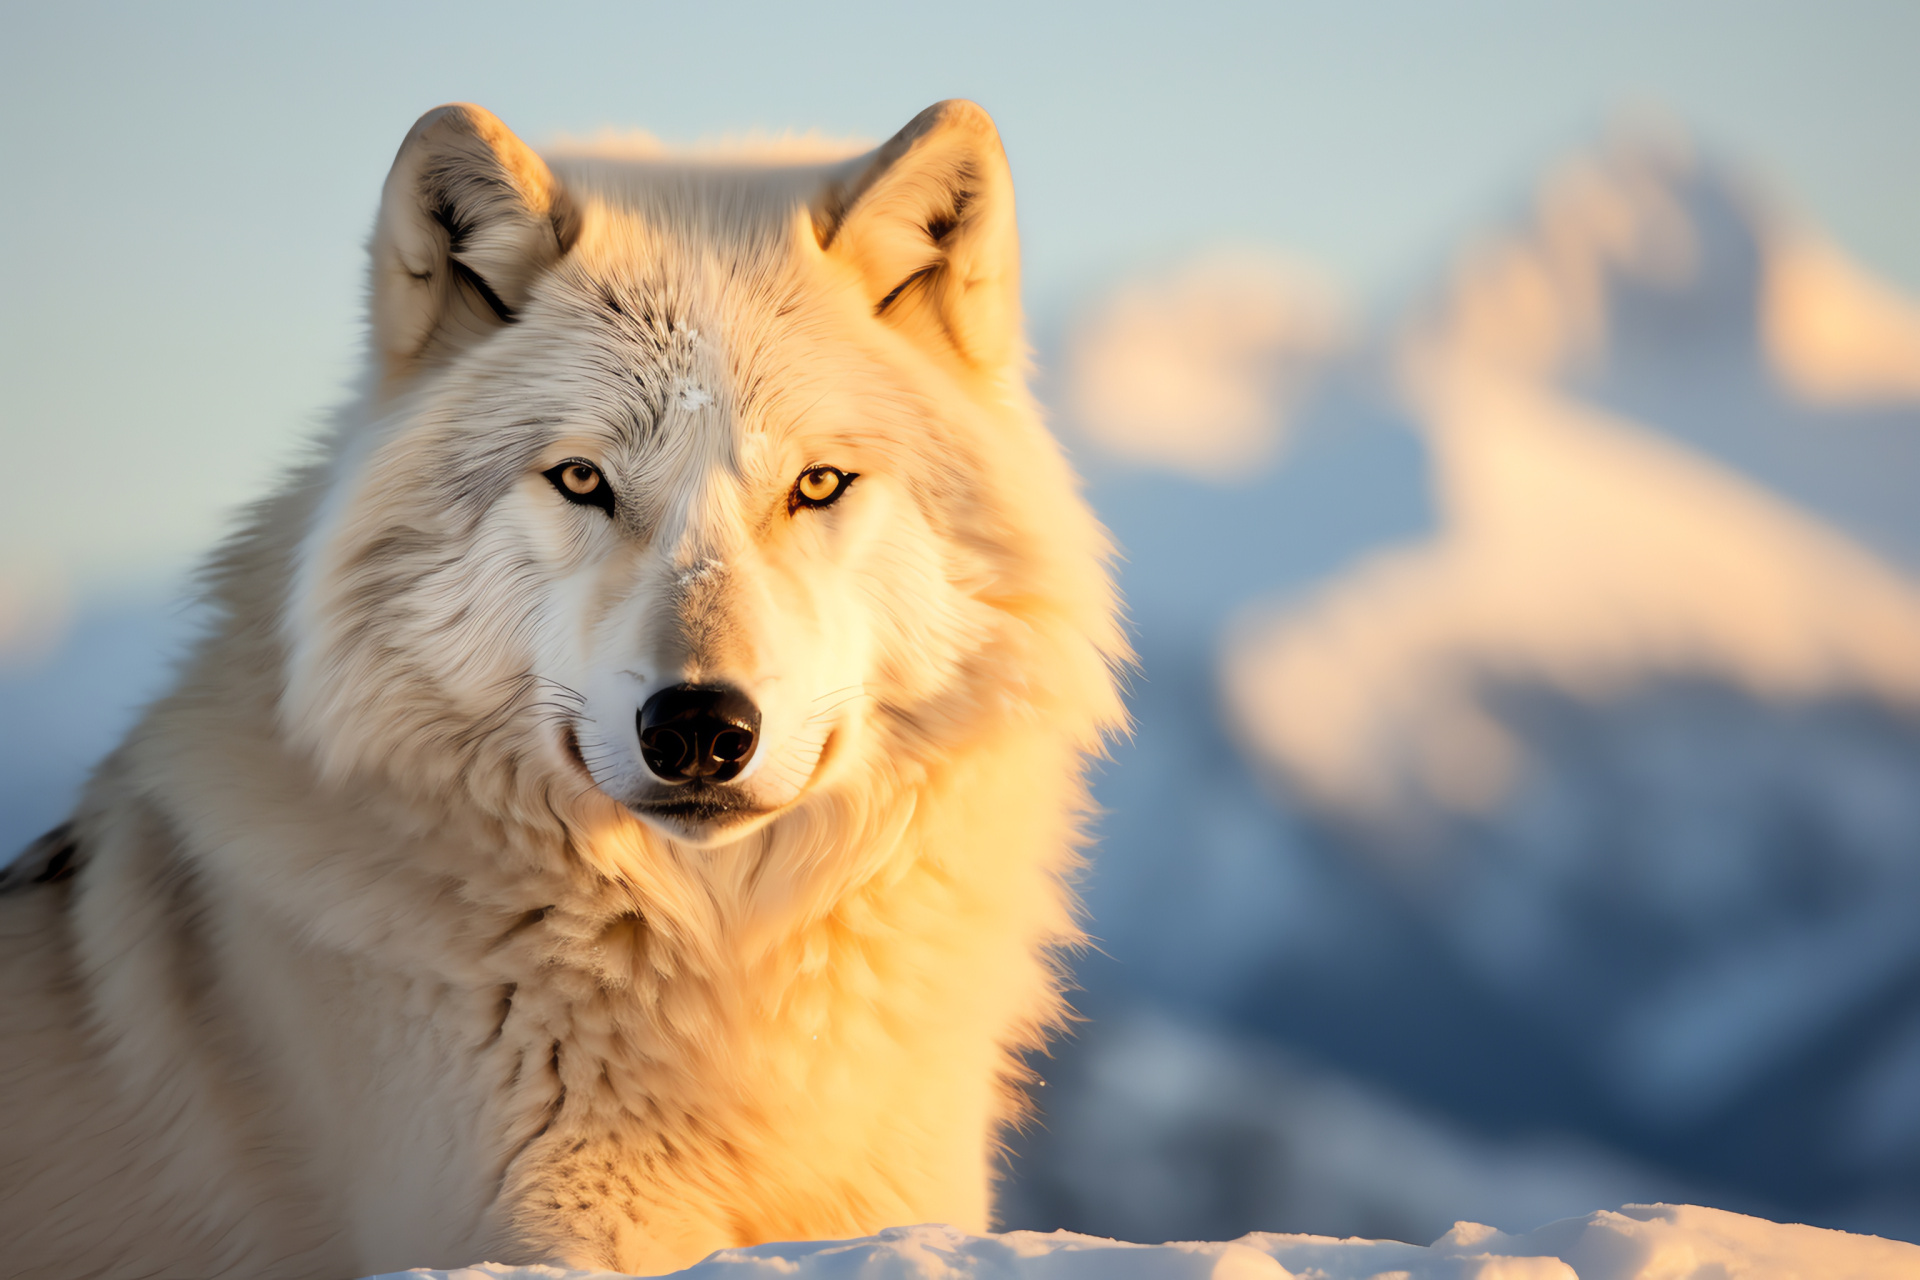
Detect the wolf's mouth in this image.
<box><xmin>626</xmin><ymin>786</ymin><xmax>765</xmax><ymax>825</ymax></box>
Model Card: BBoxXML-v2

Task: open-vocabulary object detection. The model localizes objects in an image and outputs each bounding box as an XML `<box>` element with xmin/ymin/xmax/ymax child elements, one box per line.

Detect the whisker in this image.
<box><xmin>803</xmin><ymin>691</ymin><xmax>874</xmax><ymax>723</ymax></box>
<box><xmin>809</xmin><ymin>683</ymin><xmax>866</xmax><ymax>706</ymax></box>
<box><xmin>793</xmin><ymin>690</ymin><xmax>868</xmax><ymax>734</ymax></box>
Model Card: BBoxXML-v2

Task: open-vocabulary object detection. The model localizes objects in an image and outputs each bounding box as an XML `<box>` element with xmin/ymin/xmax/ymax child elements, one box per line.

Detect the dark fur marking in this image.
<box><xmin>487</xmin><ymin>1040</ymin><xmax>569</xmax><ymax>1209</ymax></box>
<box><xmin>491</xmin><ymin>906</ymin><xmax>552</xmax><ymax>951</ymax></box>
<box><xmin>549</xmin><ymin>189</ymin><xmax>583</xmax><ymax>256</ymax></box>
<box><xmin>560</xmin><ymin>724</ymin><xmax>591</xmax><ymax>777</ymax></box>
<box><xmin>924</xmin><ymin>165</ymin><xmax>976</xmax><ymax>244</ymax></box>
<box><xmin>0</xmin><ymin>822</ymin><xmax>81</xmax><ymax>893</ymax></box>
<box><xmin>876</xmin><ymin>265</ymin><xmax>938</xmax><ymax>317</ymax></box>
<box><xmin>448</xmin><ymin>256</ymin><xmax>519</xmax><ymax>324</ymax></box>
<box><xmin>429</xmin><ymin>200</ymin><xmax>473</xmax><ymax>255</ymax></box>
<box><xmin>948</xmin><ymin>165</ymin><xmax>978</xmax><ymax>218</ymax></box>
<box><xmin>482</xmin><ymin>983</ymin><xmax>517</xmax><ymax>1049</ymax></box>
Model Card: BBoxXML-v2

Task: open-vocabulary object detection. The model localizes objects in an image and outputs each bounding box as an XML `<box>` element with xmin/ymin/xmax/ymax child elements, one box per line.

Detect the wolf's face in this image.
<box><xmin>281</xmin><ymin>104</ymin><xmax>1120</xmax><ymax>851</ymax></box>
<box><xmin>443</xmin><ymin>243</ymin><xmax>1008</xmax><ymax>846</ymax></box>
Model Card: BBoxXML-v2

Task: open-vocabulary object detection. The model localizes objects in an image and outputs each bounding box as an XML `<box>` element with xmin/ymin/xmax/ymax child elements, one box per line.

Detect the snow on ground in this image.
<box><xmin>366</xmin><ymin>1205</ymin><xmax>1920</xmax><ymax>1279</ymax></box>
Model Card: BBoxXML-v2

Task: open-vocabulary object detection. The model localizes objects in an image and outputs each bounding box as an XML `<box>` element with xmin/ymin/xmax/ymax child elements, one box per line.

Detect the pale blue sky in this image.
<box><xmin>4</xmin><ymin>1</ymin><xmax>1917</xmax><ymax>599</ymax></box>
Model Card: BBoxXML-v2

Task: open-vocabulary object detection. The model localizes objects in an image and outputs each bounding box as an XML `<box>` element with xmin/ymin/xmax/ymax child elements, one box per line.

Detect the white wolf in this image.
<box><xmin>0</xmin><ymin>101</ymin><xmax>1125</xmax><ymax>1278</ymax></box>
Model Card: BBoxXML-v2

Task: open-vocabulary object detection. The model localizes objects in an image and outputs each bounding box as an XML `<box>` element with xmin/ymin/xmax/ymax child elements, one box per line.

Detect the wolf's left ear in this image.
<box><xmin>814</xmin><ymin>100</ymin><xmax>1022</xmax><ymax>377</ymax></box>
<box><xmin>370</xmin><ymin>104</ymin><xmax>580</xmax><ymax>381</ymax></box>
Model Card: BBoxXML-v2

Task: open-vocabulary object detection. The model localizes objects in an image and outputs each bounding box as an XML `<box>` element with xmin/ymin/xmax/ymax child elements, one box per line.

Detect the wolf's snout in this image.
<box><xmin>637</xmin><ymin>685</ymin><xmax>761</xmax><ymax>783</ymax></box>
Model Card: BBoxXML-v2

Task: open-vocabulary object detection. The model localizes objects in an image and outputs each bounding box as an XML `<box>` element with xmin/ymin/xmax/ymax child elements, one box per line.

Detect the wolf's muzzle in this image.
<box><xmin>637</xmin><ymin>685</ymin><xmax>761</xmax><ymax>783</ymax></box>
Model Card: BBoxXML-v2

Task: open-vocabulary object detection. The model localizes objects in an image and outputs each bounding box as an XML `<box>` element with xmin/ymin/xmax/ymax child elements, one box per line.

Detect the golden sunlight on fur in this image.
<box><xmin>0</xmin><ymin>101</ymin><xmax>1126</xmax><ymax>1278</ymax></box>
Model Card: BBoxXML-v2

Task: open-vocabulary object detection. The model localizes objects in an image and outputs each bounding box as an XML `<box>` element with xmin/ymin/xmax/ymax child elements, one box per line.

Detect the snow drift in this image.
<box><xmin>366</xmin><ymin>1204</ymin><xmax>1920</xmax><ymax>1279</ymax></box>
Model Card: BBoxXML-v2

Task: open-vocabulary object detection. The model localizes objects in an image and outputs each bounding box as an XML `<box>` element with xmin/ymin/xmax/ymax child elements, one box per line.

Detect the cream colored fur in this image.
<box><xmin>0</xmin><ymin>101</ymin><xmax>1125</xmax><ymax>1278</ymax></box>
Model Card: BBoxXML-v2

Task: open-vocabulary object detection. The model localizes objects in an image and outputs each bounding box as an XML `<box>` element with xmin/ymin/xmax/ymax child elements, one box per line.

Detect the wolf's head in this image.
<box><xmin>277</xmin><ymin>102</ymin><xmax>1123</xmax><ymax>857</ymax></box>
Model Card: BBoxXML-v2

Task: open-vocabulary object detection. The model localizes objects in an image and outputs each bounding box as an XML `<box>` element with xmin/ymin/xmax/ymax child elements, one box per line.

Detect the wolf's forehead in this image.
<box><xmin>581</xmin><ymin>218</ymin><xmax>800</xmax><ymax>316</ymax></box>
<box><xmin>548</xmin><ymin>249</ymin><xmax>808</xmax><ymax>437</ymax></box>
<box><xmin>531</xmin><ymin>213</ymin><xmax>834</xmax><ymax>435</ymax></box>
<box><xmin>553</xmin><ymin>189</ymin><xmax>803</xmax><ymax>338</ymax></box>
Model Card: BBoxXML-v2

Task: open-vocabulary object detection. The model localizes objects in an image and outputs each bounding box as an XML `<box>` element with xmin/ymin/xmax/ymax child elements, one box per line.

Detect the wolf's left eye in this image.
<box><xmin>543</xmin><ymin>459</ymin><xmax>616</xmax><ymax>515</ymax></box>
<box><xmin>791</xmin><ymin>466</ymin><xmax>855</xmax><ymax>511</ymax></box>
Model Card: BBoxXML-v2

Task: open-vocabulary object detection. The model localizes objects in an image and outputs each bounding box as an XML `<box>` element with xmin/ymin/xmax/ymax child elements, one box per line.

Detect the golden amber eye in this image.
<box><xmin>542</xmin><ymin>458</ymin><xmax>616</xmax><ymax>514</ymax></box>
<box><xmin>795</xmin><ymin>466</ymin><xmax>849</xmax><ymax>506</ymax></box>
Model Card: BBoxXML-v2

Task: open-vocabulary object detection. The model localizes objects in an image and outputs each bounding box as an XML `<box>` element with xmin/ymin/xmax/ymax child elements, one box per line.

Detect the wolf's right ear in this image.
<box><xmin>370</xmin><ymin>104</ymin><xmax>579</xmax><ymax>381</ymax></box>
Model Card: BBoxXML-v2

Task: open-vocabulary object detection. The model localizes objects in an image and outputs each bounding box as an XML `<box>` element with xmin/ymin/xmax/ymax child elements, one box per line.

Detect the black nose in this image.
<box><xmin>637</xmin><ymin>684</ymin><xmax>761</xmax><ymax>784</ymax></box>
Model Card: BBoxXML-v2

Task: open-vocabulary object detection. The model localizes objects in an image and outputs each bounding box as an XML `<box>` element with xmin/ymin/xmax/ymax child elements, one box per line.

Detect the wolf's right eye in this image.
<box><xmin>543</xmin><ymin>459</ymin><xmax>616</xmax><ymax>516</ymax></box>
<box><xmin>790</xmin><ymin>465</ymin><xmax>855</xmax><ymax>511</ymax></box>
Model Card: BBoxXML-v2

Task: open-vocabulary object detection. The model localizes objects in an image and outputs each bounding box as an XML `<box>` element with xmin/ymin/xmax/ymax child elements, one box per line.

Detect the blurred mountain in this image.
<box><xmin>1008</xmin><ymin>131</ymin><xmax>1920</xmax><ymax>1242</ymax></box>
<box><xmin>1010</xmin><ymin>1011</ymin><xmax>1691</xmax><ymax>1246</ymax></box>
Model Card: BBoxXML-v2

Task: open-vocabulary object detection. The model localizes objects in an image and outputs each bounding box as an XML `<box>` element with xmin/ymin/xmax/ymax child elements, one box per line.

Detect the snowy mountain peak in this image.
<box><xmin>1225</xmin><ymin>130</ymin><xmax>1920</xmax><ymax>822</ymax></box>
<box><xmin>1410</xmin><ymin>130</ymin><xmax>1717</xmax><ymax>386</ymax></box>
<box><xmin>1407</xmin><ymin>129</ymin><xmax>1920</xmax><ymax>408</ymax></box>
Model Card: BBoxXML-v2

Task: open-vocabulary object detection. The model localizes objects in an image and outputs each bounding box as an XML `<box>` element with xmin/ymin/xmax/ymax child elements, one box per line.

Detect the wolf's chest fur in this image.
<box><xmin>0</xmin><ymin>99</ymin><xmax>1123</xmax><ymax>1279</ymax></box>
